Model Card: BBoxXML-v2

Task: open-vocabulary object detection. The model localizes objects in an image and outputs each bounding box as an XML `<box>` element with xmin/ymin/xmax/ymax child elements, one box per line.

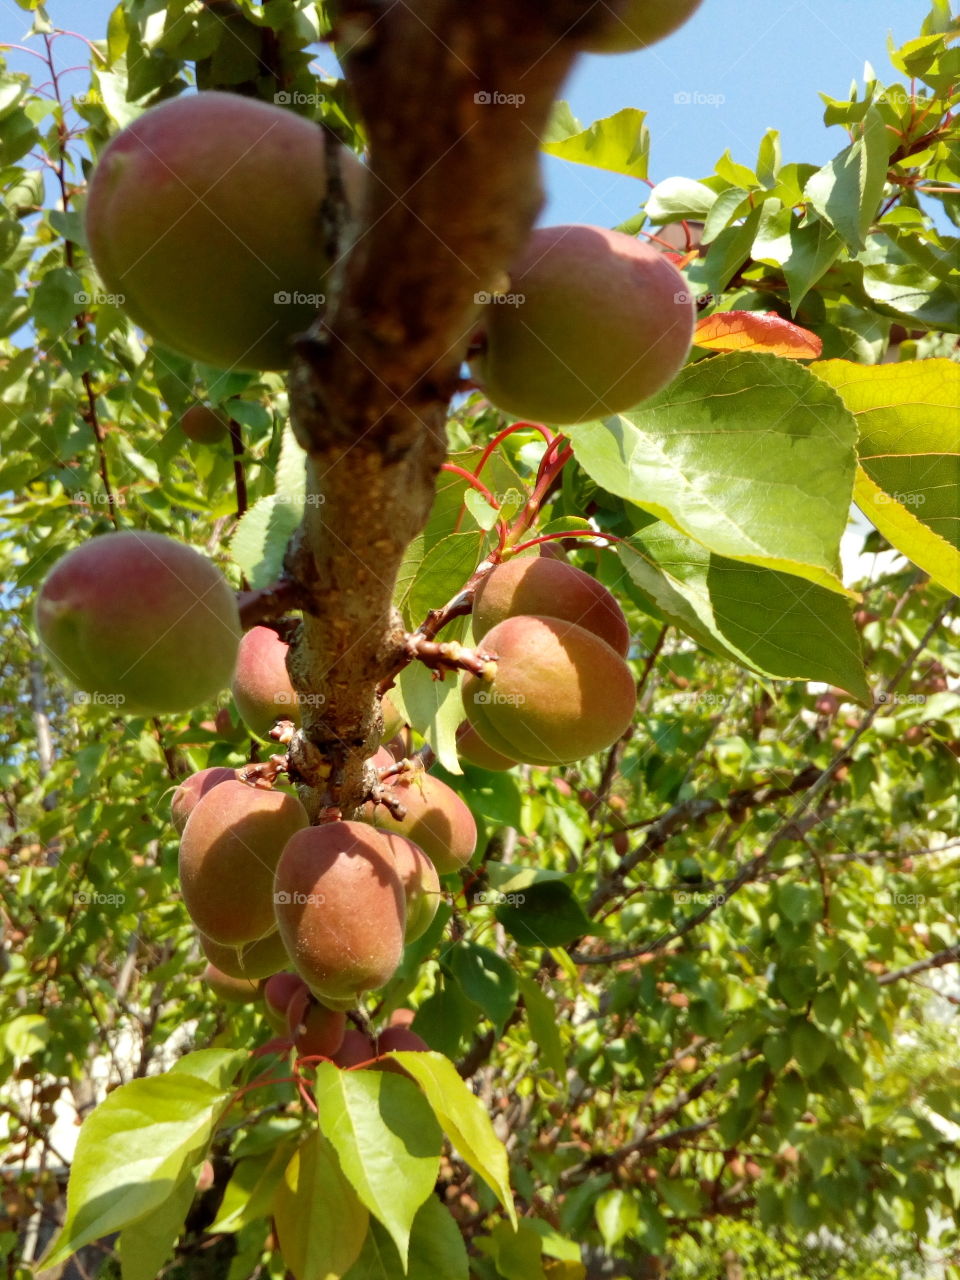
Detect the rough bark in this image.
<box><xmin>283</xmin><ymin>1</ymin><xmax>604</xmax><ymax>818</ymax></box>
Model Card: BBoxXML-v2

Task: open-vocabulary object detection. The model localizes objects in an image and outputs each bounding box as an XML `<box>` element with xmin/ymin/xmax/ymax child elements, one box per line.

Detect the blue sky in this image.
<box><xmin>0</xmin><ymin>0</ymin><xmax>934</xmax><ymax>227</ymax></box>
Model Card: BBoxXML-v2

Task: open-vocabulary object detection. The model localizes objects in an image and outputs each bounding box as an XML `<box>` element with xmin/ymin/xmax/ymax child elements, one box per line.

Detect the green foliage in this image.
<box><xmin>0</xmin><ymin>3</ymin><xmax>958</xmax><ymax>1279</ymax></box>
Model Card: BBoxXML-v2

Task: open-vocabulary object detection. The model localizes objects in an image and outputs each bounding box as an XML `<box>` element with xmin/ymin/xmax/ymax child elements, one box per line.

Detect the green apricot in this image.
<box><xmin>180</xmin><ymin>404</ymin><xmax>228</xmax><ymax>445</ymax></box>
<box><xmin>85</xmin><ymin>91</ymin><xmax>364</xmax><ymax>371</ymax></box>
<box><xmin>583</xmin><ymin>0</ymin><xmax>703</xmax><ymax>53</ymax></box>
<box><xmin>231</xmin><ymin>626</ymin><xmax>300</xmax><ymax>740</ymax></box>
<box><xmin>179</xmin><ymin>781</ymin><xmax>308</xmax><ymax>945</ymax></box>
<box><xmin>473</xmin><ymin>557</ymin><xmax>630</xmax><ymax>656</ymax></box>
<box><xmin>198</xmin><ymin>928</ymin><xmax>291</xmax><ymax>981</ymax></box>
<box><xmin>381</xmin><ymin>833</ymin><xmax>441</xmax><ymax>942</ymax></box>
<box><xmin>171</xmin><ymin>767</ymin><xmax>237</xmax><ymax>835</ymax></box>
<box><xmin>470</xmin><ymin>224</ymin><xmax>695</xmax><ymax>424</ymax></box>
<box><xmin>35</xmin><ymin>531</ymin><xmax>241</xmax><ymax>715</ymax></box>
<box><xmin>202</xmin><ymin>963</ymin><xmax>259</xmax><ymax>1003</ymax></box>
<box><xmin>464</xmin><ymin>615</ymin><xmax>636</xmax><ymax>765</ymax></box>
<box><xmin>273</xmin><ymin>821</ymin><xmax>406</xmax><ymax>1007</ymax></box>
<box><xmin>456</xmin><ymin>721</ymin><xmax>518</xmax><ymax>772</ymax></box>
<box><xmin>364</xmin><ymin>773</ymin><xmax>477</xmax><ymax>875</ymax></box>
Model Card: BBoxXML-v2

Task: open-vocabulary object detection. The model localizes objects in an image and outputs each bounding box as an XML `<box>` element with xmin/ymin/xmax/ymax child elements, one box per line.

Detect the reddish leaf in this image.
<box><xmin>695</xmin><ymin>311</ymin><xmax>822</xmax><ymax>358</ymax></box>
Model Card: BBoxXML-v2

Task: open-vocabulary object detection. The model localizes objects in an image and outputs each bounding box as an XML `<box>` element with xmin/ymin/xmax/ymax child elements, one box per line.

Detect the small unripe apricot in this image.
<box><xmin>376</xmin><ymin>1026</ymin><xmax>429</xmax><ymax>1054</ymax></box>
<box><xmin>456</xmin><ymin>721</ymin><xmax>518</xmax><ymax>772</ymax></box>
<box><xmin>36</xmin><ymin>532</ymin><xmax>241</xmax><ymax>715</ymax></box>
<box><xmin>180</xmin><ymin>404</ymin><xmax>228</xmax><ymax>445</ymax></box>
<box><xmin>332</xmin><ymin>1029</ymin><xmax>377</xmax><ymax>1069</ymax></box>
<box><xmin>202</xmin><ymin>963</ymin><xmax>259</xmax><ymax>1003</ymax></box>
<box><xmin>365</xmin><ymin>774</ymin><xmax>477</xmax><ymax>875</ymax></box>
<box><xmin>198</xmin><ymin>929</ymin><xmax>290</xmax><ymax>981</ymax></box>
<box><xmin>262</xmin><ymin>972</ymin><xmax>307</xmax><ymax>1034</ymax></box>
<box><xmin>86</xmin><ymin>92</ymin><xmax>364</xmax><ymax>370</ymax></box>
<box><xmin>473</xmin><ymin>557</ymin><xmax>630</xmax><ymax>656</ymax></box>
<box><xmin>471</xmin><ymin>224</ymin><xmax>694</xmax><ymax>424</ymax></box>
<box><xmin>231</xmin><ymin>626</ymin><xmax>300</xmax><ymax>739</ymax></box>
<box><xmin>273</xmin><ymin>821</ymin><xmax>406</xmax><ymax>1007</ymax></box>
<box><xmin>286</xmin><ymin>987</ymin><xmax>347</xmax><ymax>1059</ymax></box>
<box><xmin>464</xmin><ymin>616</ymin><xmax>636</xmax><ymax>766</ymax></box>
<box><xmin>179</xmin><ymin>781</ymin><xmax>308</xmax><ymax>945</ymax></box>
<box><xmin>171</xmin><ymin>767</ymin><xmax>236</xmax><ymax>835</ymax></box>
<box><xmin>582</xmin><ymin>0</ymin><xmax>703</xmax><ymax>53</ymax></box>
<box><xmin>381</xmin><ymin>833</ymin><xmax>441</xmax><ymax>942</ymax></box>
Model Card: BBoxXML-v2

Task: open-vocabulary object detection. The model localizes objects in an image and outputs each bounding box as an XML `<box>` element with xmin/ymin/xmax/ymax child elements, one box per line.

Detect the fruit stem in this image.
<box><xmin>504</xmin><ymin>443</ymin><xmax>573</xmax><ymax>548</ymax></box>
<box><xmin>508</xmin><ymin>529</ymin><xmax>626</xmax><ymax>555</ymax></box>
<box><xmin>471</xmin><ymin>420</ymin><xmax>556</xmax><ymax>483</ymax></box>
<box><xmin>441</xmin><ymin>462</ymin><xmax>499</xmax><ymax>507</ymax></box>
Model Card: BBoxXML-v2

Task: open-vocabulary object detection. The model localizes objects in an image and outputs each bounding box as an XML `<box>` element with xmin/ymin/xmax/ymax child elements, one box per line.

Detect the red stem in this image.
<box><xmin>442</xmin><ymin>462</ymin><xmax>498</xmax><ymax>507</ymax></box>
<box><xmin>510</xmin><ymin>529</ymin><xmax>626</xmax><ymax>555</ymax></box>
<box><xmin>472</xmin><ymin>420</ymin><xmax>556</xmax><ymax>481</ymax></box>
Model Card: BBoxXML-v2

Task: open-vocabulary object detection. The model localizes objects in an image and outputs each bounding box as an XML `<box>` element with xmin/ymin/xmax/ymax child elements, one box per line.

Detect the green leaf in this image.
<box><xmin>542</xmin><ymin>106</ymin><xmax>649</xmax><ymax>180</ymax></box>
<box><xmin>313</xmin><ymin>1063</ymin><xmax>442</xmax><ymax>1266</ymax></box>
<box><xmin>4</xmin><ymin>1013</ymin><xmax>48</xmax><ymax>1058</ymax></box>
<box><xmin>344</xmin><ymin>1196</ymin><xmax>469</xmax><ymax>1280</ymax></box>
<box><xmin>449</xmin><ymin>941</ymin><xmax>519</xmax><ymax>1031</ymax></box>
<box><xmin>495</xmin><ymin>880</ymin><xmax>594</xmax><ymax>949</ymax></box>
<box><xmin>476</xmin><ymin>1220</ymin><xmax>549</xmax><ymax>1280</ymax></box>
<box><xmin>169</xmin><ymin>1048</ymin><xmax>246</xmax><ymax>1089</ymax></box>
<box><xmin>752</xmin><ymin>203</ymin><xmax>843</xmax><ymax>311</ymax></box>
<box><xmin>386</xmin><ymin>1050</ymin><xmax>516</xmax><ymax>1226</ymax></box>
<box><xmin>568</xmin><ymin>353</ymin><xmax>858</xmax><ymax>598</ymax></box>
<box><xmin>791</xmin><ymin>1021</ymin><xmax>830</xmax><ymax>1075</ymax></box>
<box><xmin>230</xmin><ymin>494</ymin><xmax>299</xmax><ymax>589</ymax></box>
<box><xmin>517</xmin><ymin>975</ymin><xmax>566</xmax><ymax>1080</ymax></box>
<box><xmin>396</xmin><ymin>648</ymin><xmax>466</xmax><ymax>775</ymax></box>
<box><xmin>616</xmin><ymin>527</ymin><xmax>870</xmax><ymax>700</ymax></box>
<box><xmin>273</xmin><ymin>1131</ymin><xmax>369</xmax><ymax>1280</ymax></box>
<box><xmin>804</xmin><ymin>105</ymin><xmax>889</xmax><ymax>250</ymax></box>
<box><xmin>646</xmin><ymin>177</ymin><xmax>718</xmax><ymax>222</ymax></box>
<box><xmin>596</xmin><ymin>1188</ymin><xmax>639</xmax><ymax>1249</ymax></box>
<box><xmin>119</xmin><ymin>1172</ymin><xmax>196</xmax><ymax>1280</ymax></box>
<box><xmin>405</xmin><ymin>532</ymin><xmax>484</xmax><ymax>630</ymax></box>
<box><xmin>811</xmin><ymin>358</ymin><xmax>960</xmax><ymax>593</ymax></box>
<box><xmin>212</xmin><ymin>1139</ymin><xmax>301</xmax><ymax>1233</ymax></box>
<box><xmin>43</xmin><ymin>1074</ymin><xmax>233</xmax><ymax>1267</ymax></box>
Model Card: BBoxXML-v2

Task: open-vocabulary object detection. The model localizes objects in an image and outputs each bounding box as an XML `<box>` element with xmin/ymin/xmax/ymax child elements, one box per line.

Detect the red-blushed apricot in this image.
<box><xmin>370</xmin><ymin>746</ymin><xmax>395</xmax><ymax>771</ymax></box>
<box><xmin>331</xmin><ymin>1029</ymin><xmax>377</xmax><ymax>1069</ymax></box>
<box><xmin>35</xmin><ymin>532</ymin><xmax>241</xmax><ymax>715</ymax></box>
<box><xmin>286</xmin><ymin>987</ymin><xmax>347</xmax><ymax>1059</ymax></box>
<box><xmin>262</xmin><ymin>972</ymin><xmax>307</xmax><ymax>1034</ymax></box>
<box><xmin>180</xmin><ymin>403</ymin><xmax>228</xmax><ymax>445</ymax></box>
<box><xmin>198</xmin><ymin>929</ymin><xmax>290</xmax><ymax>981</ymax></box>
<box><xmin>380</xmin><ymin>833</ymin><xmax>441</xmax><ymax>942</ymax></box>
<box><xmin>273</xmin><ymin>821</ymin><xmax>406</xmax><ymax>1007</ymax></box>
<box><xmin>85</xmin><ymin>92</ymin><xmax>364</xmax><ymax>371</ymax></box>
<box><xmin>583</xmin><ymin>0</ymin><xmax>703</xmax><ymax>53</ymax></box>
<box><xmin>464</xmin><ymin>615</ymin><xmax>636</xmax><ymax>766</ymax></box>
<box><xmin>171</xmin><ymin>767</ymin><xmax>237</xmax><ymax>835</ymax></box>
<box><xmin>231</xmin><ymin>626</ymin><xmax>299</xmax><ymax>739</ymax></box>
<box><xmin>387</xmin><ymin>1007</ymin><xmax>416</xmax><ymax>1029</ymax></box>
<box><xmin>376</xmin><ymin>1026</ymin><xmax>429</xmax><ymax>1054</ymax></box>
<box><xmin>202</xmin><ymin>963</ymin><xmax>259</xmax><ymax>1003</ymax></box>
<box><xmin>456</xmin><ymin>721</ymin><xmax>518</xmax><ymax>772</ymax></box>
<box><xmin>179</xmin><ymin>781</ymin><xmax>308</xmax><ymax>945</ymax></box>
<box><xmin>473</xmin><ymin>557</ymin><xmax>630</xmax><ymax>656</ymax></box>
<box><xmin>470</xmin><ymin>224</ymin><xmax>695</xmax><ymax>424</ymax></box>
<box><xmin>364</xmin><ymin>773</ymin><xmax>477</xmax><ymax>875</ymax></box>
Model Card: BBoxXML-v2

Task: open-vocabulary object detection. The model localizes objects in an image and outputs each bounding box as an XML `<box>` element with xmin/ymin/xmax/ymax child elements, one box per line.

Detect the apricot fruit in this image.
<box><xmin>464</xmin><ymin>615</ymin><xmax>636</xmax><ymax>765</ymax></box>
<box><xmin>381</xmin><ymin>694</ymin><xmax>403</xmax><ymax>742</ymax></box>
<box><xmin>180</xmin><ymin>403</ymin><xmax>228</xmax><ymax>445</ymax></box>
<box><xmin>376</xmin><ymin>1026</ymin><xmax>429</xmax><ymax>1054</ymax></box>
<box><xmin>179</xmin><ymin>781</ymin><xmax>308</xmax><ymax>945</ymax></box>
<box><xmin>583</xmin><ymin>0</ymin><xmax>703</xmax><ymax>53</ymax></box>
<box><xmin>35</xmin><ymin>532</ymin><xmax>241</xmax><ymax>715</ymax></box>
<box><xmin>286</xmin><ymin>987</ymin><xmax>347</xmax><ymax>1059</ymax></box>
<box><xmin>332</xmin><ymin>1029</ymin><xmax>377</xmax><ymax>1068</ymax></box>
<box><xmin>381</xmin><ymin>833</ymin><xmax>441</xmax><ymax>942</ymax></box>
<box><xmin>473</xmin><ymin>557</ymin><xmax>630</xmax><ymax>656</ymax></box>
<box><xmin>273</xmin><ymin>821</ymin><xmax>406</xmax><ymax>1007</ymax></box>
<box><xmin>202</xmin><ymin>963</ymin><xmax>259</xmax><ymax>1003</ymax></box>
<box><xmin>231</xmin><ymin>626</ymin><xmax>299</xmax><ymax>739</ymax></box>
<box><xmin>365</xmin><ymin>773</ymin><xmax>477</xmax><ymax>875</ymax></box>
<box><xmin>263</xmin><ymin>972</ymin><xmax>307</xmax><ymax>1034</ymax></box>
<box><xmin>456</xmin><ymin>721</ymin><xmax>518</xmax><ymax>772</ymax></box>
<box><xmin>171</xmin><ymin>767</ymin><xmax>236</xmax><ymax>835</ymax></box>
<box><xmin>198</xmin><ymin>928</ymin><xmax>290</xmax><ymax>981</ymax></box>
<box><xmin>470</xmin><ymin>224</ymin><xmax>695</xmax><ymax>423</ymax></box>
<box><xmin>86</xmin><ymin>91</ymin><xmax>364</xmax><ymax>371</ymax></box>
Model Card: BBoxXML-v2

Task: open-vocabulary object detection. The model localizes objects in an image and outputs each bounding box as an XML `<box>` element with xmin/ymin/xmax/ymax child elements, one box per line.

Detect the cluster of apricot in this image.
<box><xmin>83</xmin><ymin>77</ymin><xmax>694</xmax><ymax>425</ymax></box>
